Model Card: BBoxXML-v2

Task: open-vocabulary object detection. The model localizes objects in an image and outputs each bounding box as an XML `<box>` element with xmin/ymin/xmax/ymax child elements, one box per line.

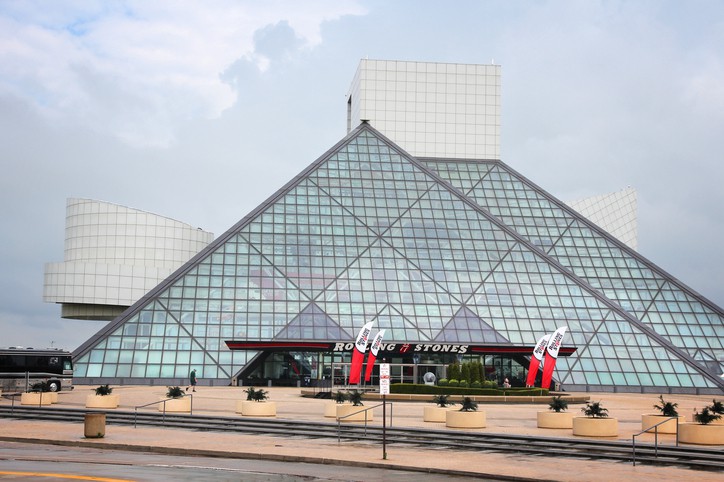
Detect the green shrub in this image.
<box><xmin>461</xmin><ymin>364</ymin><xmax>471</xmax><ymax>385</ymax></box>
<box><xmin>458</xmin><ymin>379</ymin><xmax>468</xmax><ymax>388</ymax></box>
<box><xmin>166</xmin><ymin>386</ymin><xmax>184</xmax><ymax>398</ymax></box>
<box><xmin>459</xmin><ymin>397</ymin><xmax>478</xmax><ymax>412</ymax></box>
<box><xmin>549</xmin><ymin>395</ymin><xmax>568</xmax><ymax>413</ymax></box>
<box><xmin>244</xmin><ymin>387</ymin><xmax>257</xmax><ymax>401</ymax></box>
<box><xmin>348</xmin><ymin>390</ymin><xmax>364</xmax><ymax>406</ymax></box>
<box><xmin>432</xmin><ymin>394</ymin><xmax>452</xmax><ymax>408</ymax></box>
<box><xmin>448</xmin><ymin>363</ymin><xmax>461</xmax><ymax>380</ymax></box>
<box><xmin>334</xmin><ymin>391</ymin><xmax>348</xmax><ymax>404</ymax></box>
<box><xmin>693</xmin><ymin>406</ymin><xmax>721</xmax><ymax>425</ymax></box>
<box><xmin>448</xmin><ymin>379</ymin><xmax>460</xmax><ymax>387</ymax></box>
<box><xmin>484</xmin><ymin>380</ymin><xmax>497</xmax><ymax>389</ymax></box>
<box><xmin>653</xmin><ymin>395</ymin><xmax>678</xmax><ymax>417</ymax></box>
<box><xmin>94</xmin><ymin>384</ymin><xmax>113</xmax><ymax>396</ymax></box>
<box><xmin>581</xmin><ymin>401</ymin><xmax>608</xmax><ymax>418</ymax></box>
<box><xmin>438</xmin><ymin>378</ymin><xmax>449</xmax><ymax>386</ymax></box>
<box><xmin>470</xmin><ymin>381</ymin><xmax>482</xmax><ymax>389</ymax></box>
<box><xmin>252</xmin><ymin>388</ymin><xmax>269</xmax><ymax>402</ymax></box>
<box><xmin>710</xmin><ymin>399</ymin><xmax>724</xmax><ymax>415</ymax></box>
<box><xmin>389</xmin><ymin>383</ymin><xmax>548</xmax><ymax>396</ymax></box>
<box><xmin>244</xmin><ymin>386</ymin><xmax>269</xmax><ymax>401</ymax></box>
<box><xmin>30</xmin><ymin>381</ymin><xmax>51</xmax><ymax>393</ymax></box>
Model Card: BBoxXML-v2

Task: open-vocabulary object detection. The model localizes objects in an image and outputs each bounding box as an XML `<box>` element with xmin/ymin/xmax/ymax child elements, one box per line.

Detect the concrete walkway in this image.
<box><xmin>1</xmin><ymin>386</ymin><xmax>722</xmax><ymax>481</ymax></box>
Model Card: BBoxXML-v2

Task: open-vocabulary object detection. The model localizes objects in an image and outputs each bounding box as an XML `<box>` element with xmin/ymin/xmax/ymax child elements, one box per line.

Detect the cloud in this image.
<box><xmin>0</xmin><ymin>1</ymin><xmax>366</xmax><ymax>147</ymax></box>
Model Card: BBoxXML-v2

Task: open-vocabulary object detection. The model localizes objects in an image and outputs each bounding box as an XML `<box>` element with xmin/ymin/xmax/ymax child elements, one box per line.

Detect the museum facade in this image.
<box><xmin>71</xmin><ymin>122</ymin><xmax>723</xmax><ymax>394</ymax></box>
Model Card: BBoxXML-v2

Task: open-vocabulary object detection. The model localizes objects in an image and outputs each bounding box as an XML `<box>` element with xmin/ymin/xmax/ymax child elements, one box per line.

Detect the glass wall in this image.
<box><xmin>72</xmin><ymin>125</ymin><xmax>722</xmax><ymax>394</ymax></box>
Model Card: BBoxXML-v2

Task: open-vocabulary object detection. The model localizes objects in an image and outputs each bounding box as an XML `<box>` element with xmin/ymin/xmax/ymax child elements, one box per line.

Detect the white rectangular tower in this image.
<box><xmin>346</xmin><ymin>59</ymin><xmax>501</xmax><ymax>159</ymax></box>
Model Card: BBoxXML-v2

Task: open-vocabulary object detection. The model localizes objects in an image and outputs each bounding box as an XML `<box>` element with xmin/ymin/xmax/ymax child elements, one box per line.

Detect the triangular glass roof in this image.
<box><xmin>422</xmin><ymin>158</ymin><xmax>724</xmax><ymax>380</ymax></box>
<box><xmin>73</xmin><ymin>124</ymin><xmax>723</xmax><ymax>392</ymax></box>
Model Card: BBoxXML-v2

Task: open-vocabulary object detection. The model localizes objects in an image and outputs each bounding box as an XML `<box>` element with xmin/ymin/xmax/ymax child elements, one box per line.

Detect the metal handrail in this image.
<box><xmin>336</xmin><ymin>402</ymin><xmax>392</xmax><ymax>442</ymax></box>
<box><xmin>5</xmin><ymin>392</ymin><xmax>22</xmax><ymax>413</ymax></box>
<box><xmin>134</xmin><ymin>394</ymin><xmax>193</xmax><ymax>427</ymax></box>
<box><xmin>632</xmin><ymin>416</ymin><xmax>679</xmax><ymax>466</ymax></box>
<box><xmin>5</xmin><ymin>391</ymin><xmax>53</xmax><ymax>410</ymax></box>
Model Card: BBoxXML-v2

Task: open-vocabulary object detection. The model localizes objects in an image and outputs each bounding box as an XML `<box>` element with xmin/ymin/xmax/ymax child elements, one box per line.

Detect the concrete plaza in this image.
<box><xmin>0</xmin><ymin>386</ymin><xmax>722</xmax><ymax>481</ymax></box>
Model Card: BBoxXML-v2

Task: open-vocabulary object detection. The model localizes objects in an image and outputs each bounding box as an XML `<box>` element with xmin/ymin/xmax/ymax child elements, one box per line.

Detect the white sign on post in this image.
<box><xmin>379</xmin><ymin>363</ymin><xmax>390</xmax><ymax>395</ymax></box>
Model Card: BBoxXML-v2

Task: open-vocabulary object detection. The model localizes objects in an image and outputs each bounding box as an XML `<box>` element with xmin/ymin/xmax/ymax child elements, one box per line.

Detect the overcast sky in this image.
<box><xmin>1</xmin><ymin>1</ymin><xmax>722</xmax><ymax>352</ymax></box>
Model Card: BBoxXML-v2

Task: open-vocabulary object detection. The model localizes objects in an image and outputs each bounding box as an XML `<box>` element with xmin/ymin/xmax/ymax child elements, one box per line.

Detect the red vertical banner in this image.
<box><xmin>541</xmin><ymin>326</ymin><xmax>567</xmax><ymax>390</ymax></box>
<box><xmin>526</xmin><ymin>334</ymin><xmax>550</xmax><ymax>387</ymax></box>
<box><xmin>348</xmin><ymin>322</ymin><xmax>373</xmax><ymax>385</ymax></box>
<box><xmin>364</xmin><ymin>330</ymin><xmax>385</xmax><ymax>382</ymax></box>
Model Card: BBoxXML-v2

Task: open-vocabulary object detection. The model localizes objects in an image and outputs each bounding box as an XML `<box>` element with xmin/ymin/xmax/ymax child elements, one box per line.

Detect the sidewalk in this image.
<box><xmin>1</xmin><ymin>386</ymin><xmax>721</xmax><ymax>481</ymax></box>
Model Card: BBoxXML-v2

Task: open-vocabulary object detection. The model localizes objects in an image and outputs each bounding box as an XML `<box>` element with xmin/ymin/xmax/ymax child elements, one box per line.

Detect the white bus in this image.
<box><xmin>0</xmin><ymin>347</ymin><xmax>74</xmax><ymax>392</ymax></box>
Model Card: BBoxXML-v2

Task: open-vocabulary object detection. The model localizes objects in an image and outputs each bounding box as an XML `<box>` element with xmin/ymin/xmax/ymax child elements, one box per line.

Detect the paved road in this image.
<box><xmin>0</xmin><ymin>441</ymin><xmax>496</xmax><ymax>481</ymax></box>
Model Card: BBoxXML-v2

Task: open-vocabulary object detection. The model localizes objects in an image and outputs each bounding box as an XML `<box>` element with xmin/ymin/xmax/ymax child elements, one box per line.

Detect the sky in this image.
<box><xmin>1</xmin><ymin>1</ymin><xmax>722</xmax><ymax>352</ymax></box>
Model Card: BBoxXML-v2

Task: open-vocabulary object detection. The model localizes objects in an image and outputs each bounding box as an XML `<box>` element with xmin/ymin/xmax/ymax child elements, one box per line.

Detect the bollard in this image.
<box><xmin>84</xmin><ymin>412</ymin><xmax>106</xmax><ymax>438</ymax></box>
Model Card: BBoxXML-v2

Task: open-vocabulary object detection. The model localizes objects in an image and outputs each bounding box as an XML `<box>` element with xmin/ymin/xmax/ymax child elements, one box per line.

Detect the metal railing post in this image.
<box><xmin>675</xmin><ymin>417</ymin><xmax>679</xmax><ymax>447</ymax></box>
<box><xmin>631</xmin><ymin>415</ymin><xmax>679</xmax><ymax>466</ymax></box>
<box><xmin>654</xmin><ymin>426</ymin><xmax>658</xmax><ymax>458</ymax></box>
<box><xmin>334</xmin><ymin>402</ymin><xmax>391</xmax><ymax>443</ymax></box>
<box><xmin>133</xmin><ymin>396</ymin><xmax>191</xmax><ymax>428</ymax></box>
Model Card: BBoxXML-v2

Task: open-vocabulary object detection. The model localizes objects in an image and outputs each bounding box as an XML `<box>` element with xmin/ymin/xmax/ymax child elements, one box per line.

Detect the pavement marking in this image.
<box><xmin>0</xmin><ymin>471</ymin><xmax>135</xmax><ymax>481</ymax></box>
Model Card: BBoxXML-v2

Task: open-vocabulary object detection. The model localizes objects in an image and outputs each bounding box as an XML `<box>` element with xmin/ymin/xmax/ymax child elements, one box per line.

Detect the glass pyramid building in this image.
<box><xmin>73</xmin><ymin>123</ymin><xmax>724</xmax><ymax>394</ymax></box>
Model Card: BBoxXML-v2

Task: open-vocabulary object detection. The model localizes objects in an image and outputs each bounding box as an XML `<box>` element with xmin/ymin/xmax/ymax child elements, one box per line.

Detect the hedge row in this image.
<box><xmin>389</xmin><ymin>383</ymin><xmax>549</xmax><ymax>397</ymax></box>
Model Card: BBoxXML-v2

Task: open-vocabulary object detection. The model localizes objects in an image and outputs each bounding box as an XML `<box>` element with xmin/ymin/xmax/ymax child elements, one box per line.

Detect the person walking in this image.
<box><xmin>186</xmin><ymin>368</ymin><xmax>197</xmax><ymax>392</ymax></box>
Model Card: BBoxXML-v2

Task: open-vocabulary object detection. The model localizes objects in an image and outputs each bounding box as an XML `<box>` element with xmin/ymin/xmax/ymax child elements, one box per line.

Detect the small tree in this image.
<box><xmin>447</xmin><ymin>362</ymin><xmax>461</xmax><ymax>381</ymax></box>
<box><xmin>333</xmin><ymin>391</ymin><xmax>348</xmax><ymax>404</ymax></box>
<box><xmin>348</xmin><ymin>390</ymin><xmax>364</xmax><ymax>407</ymax></box>
<box><xmin>30</xmin><ymin>381</ymin><xmax>51</xmax><ymax>393</ymax></box>
<box><xmin>243</xmin><ymin>386</ymin><xmax>268</xmax><ymax>401</ymax></box>
<box><xmin>693</xmin><ymin>406</ymin><xmax>722</xmax><ymax>425</ymax></box>
<box><xmin>710</xmin><ymin>399</ymin><xmax>724</xmax><ymax>415</ymax></box>
<box><xmin>549</xmin><ymin>395</ymin><xmax>568</xmax><ymax>413</ymax></box>
<box><xmin>653</xmin><ymin>395</ymin><xmax>679</xmax><ymax>417</ymax></box>
<box><xmin>252</xmin><ymin>388</ymin><xmax>269</xmax><ymax>402</ymax></box>
<box><xmin>459</xmin><ymin>397</ymin><xmax>478</xmax><ymax>412</ymax></box>
<box><xmin>94</xmin><ymin>384</ymin><xmax>113</xmax><ymax>396</ymax></box>
<box><xmin>468</xmin><ymin>362</ymin><xmax>480</xmax><ymax>385</ymax></box>
<box><xmin>581</xmin><ymin>401</ymin><xmax>608</xmax><ymax>418</ymax></box>
<box><xmin>432</xmin><ymin>394</ymin><xmax>453</xmax><ymax>408</ymax></box>
<box><xmin>166</xmin><ymin>386</ymin><xmax>184</xmax><ymax>398</ymax></box>
<box><xmin>460</xmin><ymin>364</ymin><xmax>471</xmax><ymax>387</ymax></box>
<box><xmin>244</xmin><ymin>387</ymin><xmax>257</xmax><ymax>401</ymax></box>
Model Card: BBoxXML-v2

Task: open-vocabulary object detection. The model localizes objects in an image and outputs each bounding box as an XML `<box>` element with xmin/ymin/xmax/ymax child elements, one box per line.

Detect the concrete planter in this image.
<box><xmin>237</xmin><ymin>400</ymin><xmax>277</xmax><ymax>417</ymax></box>
<box><xmin>325</xmin><ymin>402</ymin><xmax>350</xmax><ymax>418</ymax></box>
<box><xmin>424</xmin><ymin>406</ymin><xmax>454</xmax><ymax>423</ymax></box>
<box><xmin>20</xmin><ymin>392</ymin><xmax>53</xmax><ymax>406</ymax></box>
<box><xmin>159</xmin><ymin>397</ymin><xmax>191</xmax><ymax>412</ymax></box>
<box><xmin>446</xmin><ymin>410</ymin><xmax>486</xmax><ymax>429</ymax></box>
<box><xmin>572</xmin><ymin>417</ymin><xmax>618</xmax><ymax>437</ymax></box>
<box><xmin>86</xmin><ymin>394</ymin><xmax>120</xmax><ymax>409</ymax></box>
<box><xmin>679</xmin><ymin>423</ymin><xmax>724</xmax><ymax>445</ymax></box>
<box><xmin>641</xmin><ymin>414</ymin><xmax>685</xmax><ymax>434</ymax></box>
<box><xmin>48</xmin><ymin>392</ymin><xmax>58</xmax><ymax>404</ymax></box>
<box><xmin>336</xmin><ymin>404</ymin><xmax>373</xmax><ymax>422</ymax></box>
<box><xmin>537</xmin><ymin>411</ymin><xmax>573</xmax><ymax>429</ymax></box>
